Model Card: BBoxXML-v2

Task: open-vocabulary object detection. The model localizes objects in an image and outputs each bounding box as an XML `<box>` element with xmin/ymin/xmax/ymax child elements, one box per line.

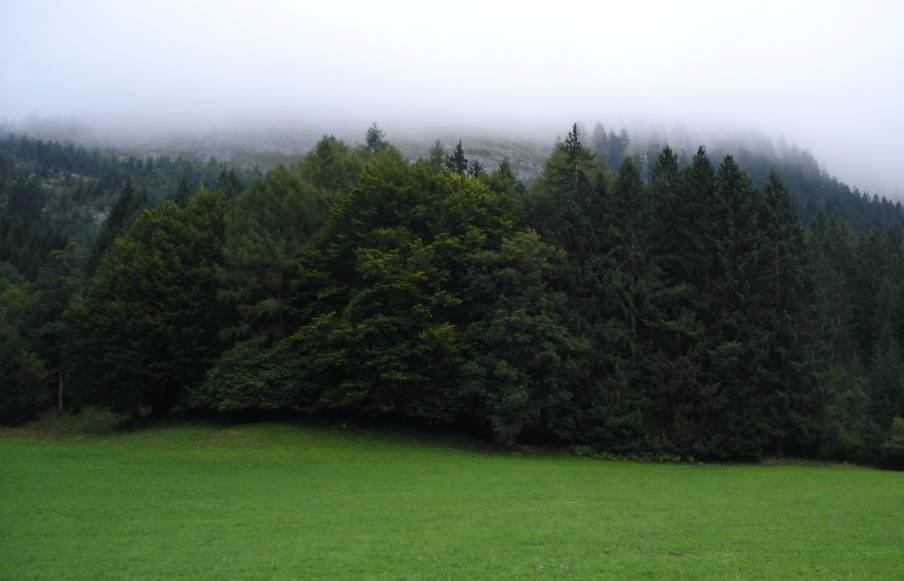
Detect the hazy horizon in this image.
<box><xmin>3</xmin><ymin>0</ymin><xmax>903</xmax><ymax>197</ymax></box>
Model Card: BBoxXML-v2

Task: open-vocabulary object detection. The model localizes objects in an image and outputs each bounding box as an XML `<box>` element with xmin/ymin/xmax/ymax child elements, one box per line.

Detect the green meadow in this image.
<box><xmin>1</xmin><ymin>416</ymin><xmax>902</xmax><ymax>580</ymax></box>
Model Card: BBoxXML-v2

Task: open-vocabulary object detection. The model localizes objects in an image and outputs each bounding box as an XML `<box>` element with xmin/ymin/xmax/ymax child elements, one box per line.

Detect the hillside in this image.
<box><xmin>6</xmin><ymin>119</ymin><xmax>902</xmax><ymax>233</ymax></box>
<box><xmin>2</xmin><ymin>122</ymin><xmax>904</xmax><ymax>467</ymax></box>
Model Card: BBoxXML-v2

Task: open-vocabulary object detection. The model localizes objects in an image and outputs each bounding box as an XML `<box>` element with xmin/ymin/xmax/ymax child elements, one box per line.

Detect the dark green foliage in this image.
<box><xmin>217</xmin><ymin>164</ymin><xmax>326</xmax><ymax>344</ymax></box>
<box><xmin>446</xmin><ymin>140</ymin><xmax>468</xmax><ymax>175</ymax></box>
<box><xmin>486</xmin><ymin>158</ymin><xmax>524</xmax><ymax>196</ymax></box>
<box><xmin>5</xmin><ymin>178</ymin><xmax>47</xmax><ymax>220</ymax></box>
<box><xmin>28</xmin><ymin>243</ymin><xmax>83</xmax><ymax>410</ymax></box>
<box><xmin>868</xmin><ymin>329</ymin><xmax>904</xmax><ymax>437</ymax></box>
<box><xmin>0</xmin><ymin>325</ymin><xmax>47</xmax><ymax>425</ymax></box>
<box><xmin>882</xmin><ymin>417</ymin><xmax>904</xmax><ymax>468</ymax></box>
<box><xmin>86</xmin><ymin>181</ymin><xmax>147</xmax><ymax>275</ymax></box>
<box><xmin>0</xmin><ymin>133</ymin><xmax>253</xmax><ymax>277</ymax></box>
<box><xmin>172</xmin><ymin>174</ymin><xmax>191</xmax><ymax>207</ymax></box>
<box><xmin>66</xmin><ymin>189</ymin><xmax>227</xmax><ymax>417</ymax></box>
<box><xmin>542</xmin><ymin>124</ymin><xmax>599</xmax><ymax>199</ymax></box>
<box><xmin>13</xmin><ymin>123</ymin><xmax>904</xmax><ymax>465</ymax></box>
<box><xmin>297</xmin><ymin>135</ymin><xmax>364</xmax><ymax>196</ymax></box>
<box><xmin>0</xmin><ymin>213</ymin><xmax>67</xmax><ymax>280</ymax></box>
<box><xmin>214</xmin><ymin>168</ymin><xmax>244</xmax><ymax>200</ymax></box>
<box><xmin>364</xmin><ymin>123</ymin><xmax>388</xmax><ymax>156</ymax></box>
<box><xmin>293</xmin><ymin>235</ymin><xmax>464</xmax><ymax>421</ymax></box>
<box><xmin>462</xmin><ymin>230</ymin><xmax>586</xmax><ymax>445</ymax></box>
<box><xmin>196</xmin><ymin>337</ymin><xmax>307</xmax><ymax>412</ymax></box>
<box><xmin>583</xmin><ymin>157</ymin><xmax>662</xmax><ymax>452</ymax></box>
<box><xmin>291</xmin><ymin>153</ymin><xmax>501</xmax><ymax>423</ymax></box>
<box><xmin>428</xmin><ymin>140</ymin><xmax>445</xmax><ymax>174</ymax></box>
<box><xmin>529</xmin><ymin>122</ymin><xmax>606</xmax><ymax>280</ymax></box>
<box><xmin>0</xmin><ymin>279</ymin><xmax>47</xmax><ymax>424</ymax></box>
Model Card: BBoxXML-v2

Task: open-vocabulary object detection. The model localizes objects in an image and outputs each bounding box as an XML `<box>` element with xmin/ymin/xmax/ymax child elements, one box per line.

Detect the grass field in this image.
<box><xmin>1</xmin><ymin>414</ymin><xmax>902</xmax><ymax>580</ymax></box>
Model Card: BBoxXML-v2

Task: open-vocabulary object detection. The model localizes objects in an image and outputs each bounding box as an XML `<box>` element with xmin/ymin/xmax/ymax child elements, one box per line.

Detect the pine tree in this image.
<box><xmin>215</xmin><ymin>168</ymin><xmax>244</xmax><ymax>200</ymax></box>
<box><xmin>428</xmin><ymin>140</ymin><xmax>445</xmax><ymax>174</ymax></box>
<box><xmin>297</xmin><ymin>135</ymin><xmax>364</xmax><ymax>196</ymax></box>
<box><xmin>446</xmin><ymin>140</ymin><xmax>468</xmax><ymax>175</ymax></box>
<box><xmin>364</xmin><ymin>123</ymin><xmax>388</xmax><ymax>156</ymax></box>
<box><xmin>583</xmin><ymin>157</ymin><xmax>657</xmax><ymax>451</ymax></box>
<box><xmin>758</xmin><ymin>172</ymin><xmax>818</xmax><ymax>455</ymax></box>
<box><xmin>173</xmin><ymin>173</ymin><xmax>191</xmax><ymax>207</ymax></box>
<box><xmin>86</xmin><ymin>181</ymin><xmax>147</xmax><ymax>275</ymax></box>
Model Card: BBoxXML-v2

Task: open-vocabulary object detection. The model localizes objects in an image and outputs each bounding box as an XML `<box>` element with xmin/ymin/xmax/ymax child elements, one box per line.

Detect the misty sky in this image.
<box><xmin>2</xmin><ymin>0</ymin><xmax>903</xmax><ymax>196</ymax></box>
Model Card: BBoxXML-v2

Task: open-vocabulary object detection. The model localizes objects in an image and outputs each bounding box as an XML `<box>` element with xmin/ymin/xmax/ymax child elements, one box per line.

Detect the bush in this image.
<box><xmin>191</xmin><ymin>337</ymin><xmax>308</xmax><ymax>413</ymax></box>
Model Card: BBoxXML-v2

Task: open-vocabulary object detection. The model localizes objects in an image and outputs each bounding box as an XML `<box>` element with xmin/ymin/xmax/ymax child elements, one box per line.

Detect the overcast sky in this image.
<box><xmin>2</xmin><ymin>0</ymin><xmax>903</xmax><ymax>196</ymax></box>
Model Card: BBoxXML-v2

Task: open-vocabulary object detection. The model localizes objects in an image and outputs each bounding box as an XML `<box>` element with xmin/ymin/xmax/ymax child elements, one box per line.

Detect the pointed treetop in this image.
<box><xmin>446</xmin><ymin>140</ymin><xmax>468</xmax><ymax>175</ymax></box>
<box><xmin>365</xmin><ymin>123</ymin><xmax>387</xmax><ymax>156</ymax></box>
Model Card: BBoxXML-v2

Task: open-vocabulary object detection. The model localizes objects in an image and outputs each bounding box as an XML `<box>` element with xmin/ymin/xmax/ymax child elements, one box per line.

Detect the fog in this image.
<box><xmin>2</xmin><ymin>0</ymin><xmax>903</xmax><ymax>197</ymax></box>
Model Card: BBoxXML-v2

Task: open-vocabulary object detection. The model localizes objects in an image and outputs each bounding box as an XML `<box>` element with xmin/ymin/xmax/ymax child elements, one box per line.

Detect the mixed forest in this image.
<box><xmin>2</xmin><ymin>124</ymin><xmax>904</xmax><ymax>466</ymax></box>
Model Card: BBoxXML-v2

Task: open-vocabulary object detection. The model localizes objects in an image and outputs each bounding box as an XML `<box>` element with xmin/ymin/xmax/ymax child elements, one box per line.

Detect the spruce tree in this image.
<box><xmin>446</xmin><ymin>140</ymin><xmax>468</xmax><ymax>175</ymax></box>
<box><xmin>364</xmin><ymin>123</ymin><xmax>388</xmax><ymax>156</ymax></box>
<box><xmin>428</xmin><ymin>140</ymin><xmax>446</xmax><ymax>174</ymax></box>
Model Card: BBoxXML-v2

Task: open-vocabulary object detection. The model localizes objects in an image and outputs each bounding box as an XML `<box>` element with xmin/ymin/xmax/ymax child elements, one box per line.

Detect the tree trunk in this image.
<box><xmin>58</xmin><ymin>370</ymin><xmax>64</xmax><ymax>410</ymax></box>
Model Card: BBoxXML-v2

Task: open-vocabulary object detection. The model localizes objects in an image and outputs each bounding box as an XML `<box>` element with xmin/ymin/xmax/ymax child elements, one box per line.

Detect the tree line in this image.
<box><xmin>2</xmin><ymin>124</ymin><xmax>903</xmax><ymax>465</ymax></box>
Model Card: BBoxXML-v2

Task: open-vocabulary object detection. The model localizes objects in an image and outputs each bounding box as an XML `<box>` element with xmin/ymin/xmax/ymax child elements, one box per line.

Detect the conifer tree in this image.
<box><xmin>364</xmin><ymin>123</ymin><xmax>388</xmax><ymax>156</ymax></box>
<box><xmin>446</xmin><ymin>140</ymin><xmax>468</xmax><ymax>175</ymax></box>
<box><xmin>173</xmin><ymin>173</ymin><xmax>191</xmax><ymax>207</ymax></box>
<box><xmin>86</xmin><ymin>181</ymin><xmax>147</xmax><ymax>275</ymax></box>
<box><xmin>428</xmin><ymin>140</ymin><xmax>446</xmax><ymax>174</ymax></box>
<box><xmin>297</xmin><ymin>135</ymin><xmax>364</xmax><ymax>196</ymax></box>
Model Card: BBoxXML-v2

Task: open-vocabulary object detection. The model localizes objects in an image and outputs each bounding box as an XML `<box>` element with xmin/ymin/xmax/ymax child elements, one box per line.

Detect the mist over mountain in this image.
<box><xmin>2</xmin><ymin>113</ymin><xmax>894</xmax><ymax>207</ymax></box>
<box><xmin>3</xmin><ymin>1</ymin><xmax>903</xmax><ymax>199</ymax></box>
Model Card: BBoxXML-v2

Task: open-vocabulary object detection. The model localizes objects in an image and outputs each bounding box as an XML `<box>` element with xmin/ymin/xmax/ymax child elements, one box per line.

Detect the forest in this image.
<box><xmin>2</xmin><ymin>124</ymin><xmax>904</xmax><ymax>466</ymax></box>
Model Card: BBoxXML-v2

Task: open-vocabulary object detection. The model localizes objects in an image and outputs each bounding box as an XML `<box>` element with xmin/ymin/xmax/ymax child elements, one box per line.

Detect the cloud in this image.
<box><xmin>2</xmin><ymin>0</ymin><xmax>903</xmax><ymax>196</ymax></box>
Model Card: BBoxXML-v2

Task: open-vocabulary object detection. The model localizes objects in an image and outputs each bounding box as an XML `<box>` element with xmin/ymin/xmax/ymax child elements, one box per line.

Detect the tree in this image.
<box><xmin>297</xmin><ymin>135</ymin><xmax>364</xmax><ymax>196</ymax></box>
<box><xmin>531</xmin><ymin>123</ymin><xmax>605</xmax><ymax>268</ymax></box>
<box><xmin>446</xmin><ymin>140</ymin><xmax>468</xmax><ymax>175</ymax></box>
<box><xmin>428</xmin><ymin>140</ymin><xmax>445</xmax><ymax>174</ymax></box>
<box><xmin>364</xmin><ymin>123</ymin><xmax>388</xmax><ymax>156</ymax></box>
<box><xmin>591</xmin><ymin>122</ymin><xmax>608</xmax><ymax>161</ymax></box>
<box><xmin>215</xmin><ymin>168</ymin><xmax>244</xmax><ymax>200</ymax></box>
<box><xmin>649</xmin><ymin>146</ymin><xmax>680</xmax><ymax>215</ymax></box>
<box><xmin>293</xmin><ymin>232</ymin><xmax>464</xmax><ymax>420</ymax></box>
<box><xmin>217</xmin><ymin>164</ymin><xmax>326</xmax><ymax>344</ymax></box>
<box><xmin>486</xmin><ymin>158</ymin><xmax>525</xmax><ymax>196</ymax></box>
<box><xmin>192</xmin><ymin>165</ymin><xmax>329</xmax><ymax>413</ymax></box>
<box><xmin>461</xmin><ymin>230</ymin><xmax>586</xmax><ymax>445</ymax></box>
<box><xmin>758</xmin><ymin>172</ymin><xmax>819</xmax><ymax>454</ymax></box>
<box><xmin>547</xmin><ymin>123</ymin><xmax>597</xmax><ymax>195</ymax></box>
<box><xmin>29</xmin><ymin>243</ymin><xmax>83</xmax><ymax>409</ymax></box>
<box><xmin>0</xmin><ymin>278</ymin><xmax>47</xmax><ymax>424</ymax></box>
<box><xmin>584</xmin><ymin>157</ymin><xmax>659</xmax><ymax>450</ymax></box>
<box><xmin>67</xmin><ymin>189</ymin><xmax>227</xmax><ymax>417</ymax></box>
<box><xmin>292</xmin><ymin>154</ymin><xmax>475</xmax><ymax>421</ymax></box>
<box><xmin>5</xmin><ymin>178</ymin><xmax>46</xmax><ymax>221</ymax></box>
<box><xmin>173</xmin><ymin>173</ymin><xmax>191</xmax><ymax>207</ymax></box>
<box><xmin>86</xmin><ymin>181</ymin><xmax>147</xmax><ymax>275</ymax></box>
